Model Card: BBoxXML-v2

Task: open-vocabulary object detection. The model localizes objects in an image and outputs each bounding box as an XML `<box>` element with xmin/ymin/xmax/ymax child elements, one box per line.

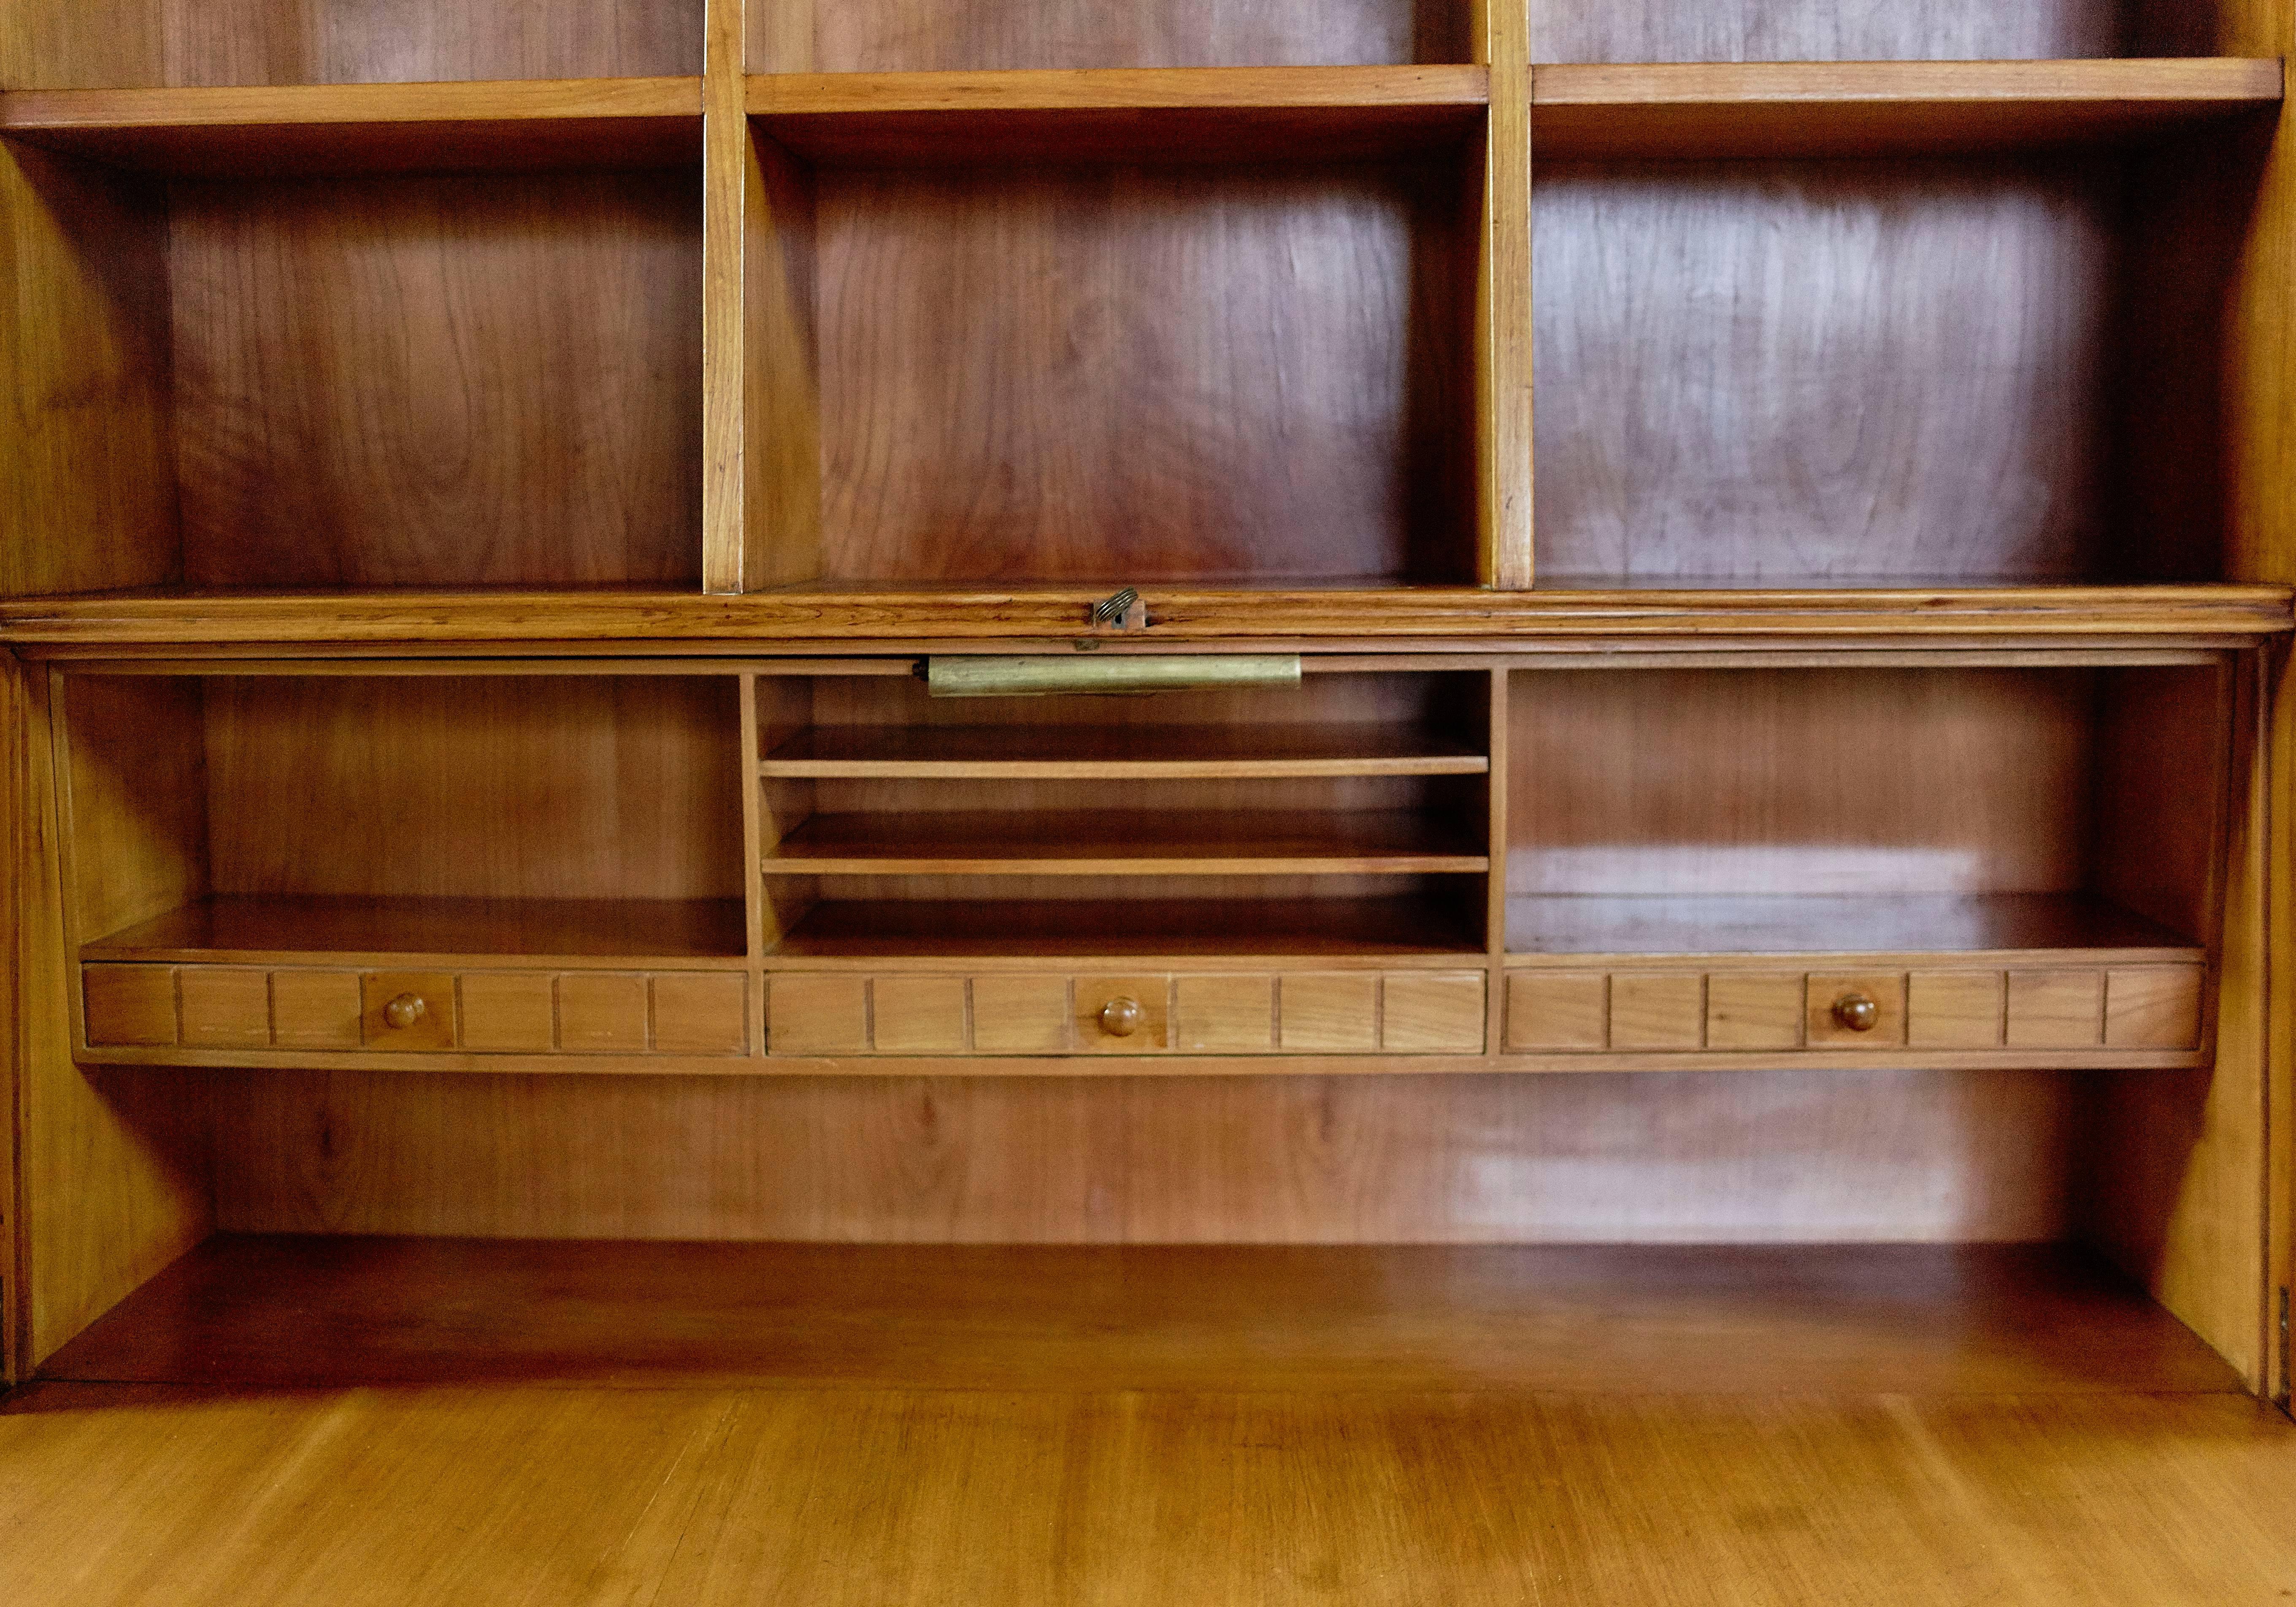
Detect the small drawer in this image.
<box><xmin>763</xmin><ymin>969</ymin><xmax>1490</xmax><ymax>1057</ymax></box>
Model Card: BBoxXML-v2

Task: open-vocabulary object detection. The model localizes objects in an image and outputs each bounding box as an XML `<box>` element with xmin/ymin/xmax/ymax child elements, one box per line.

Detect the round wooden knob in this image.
<box><xmin>383</xmin><ymin>993</ymin><xmax>428</xmax><ymax>1031</ymax></box>
<box><xmin>1098</xmin><ymin>997</ymin><xmax>1142</xmax><ymax>1038</ymax></box>
<box><xmin>1831</xmin><ymin>993</ymin><xmax>1880</xmax><ymax>1033</ymax></box>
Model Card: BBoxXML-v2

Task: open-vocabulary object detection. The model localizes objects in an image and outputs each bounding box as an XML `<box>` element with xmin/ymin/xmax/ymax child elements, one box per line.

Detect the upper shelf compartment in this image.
<box><xmin>1531</xmin><ymin>0</ymin><xmax>2261</xmax><ymax>66</ymax></box>
<box><xmin>1</xmin><ymin>78</ymin><xmax>703</xmax><ymax>176</ymax></box>
<box><xmin>1532</xmin><ymin>60</ymin><xmax>2284</xmax><ymax>158</ymax></box>
<box><xmin>750</xmin><ymin>0</ymin><xmax>1477</xmax><ymax>73</ymax></box>
<box><xmin>6</xmin><ymin>0</ymin><xmax>700</xmax><ymax>89</ymax></box>
<box><xmin>749</xmin><ymin>66</ymin><xmax>1488</xmax><ymax>164</ymax></box>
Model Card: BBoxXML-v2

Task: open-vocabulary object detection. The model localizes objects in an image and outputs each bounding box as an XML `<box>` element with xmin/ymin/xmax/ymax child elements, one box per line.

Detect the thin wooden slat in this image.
<box><xmin>762</xmin><ymin>809</ymin><xmax>1489</xmax><ymax>874</ymax></box>
<box><xmin>1</xmin><ymin>79</ymin><xmax>704</xmax><ymax>177</ymax></box>
<box><xmin>3</xmin><ymin>585</ymin><xmax>2287</xmax><ymax>646</ymax></box>
<box><xmin>1531</xmin><ymin>59</ymin><xmax>2285</xmax><ymax>159</ymax></box>
<box><xmin>747</xmin><ymin>66</ymin><xmax>1489</xmax><ymax>164</ymax></box>
<box><xmin>760</xmin><ymin>723</ymin><xmax>1489</xmax><ymax>779</ymax></box>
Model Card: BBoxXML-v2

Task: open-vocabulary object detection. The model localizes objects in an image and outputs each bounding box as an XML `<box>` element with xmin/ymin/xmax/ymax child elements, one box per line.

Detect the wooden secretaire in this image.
<box><xmin>3</xmin><ymin>0</ymin><xmax>2295</xmax><ymax>1432</ymax></box>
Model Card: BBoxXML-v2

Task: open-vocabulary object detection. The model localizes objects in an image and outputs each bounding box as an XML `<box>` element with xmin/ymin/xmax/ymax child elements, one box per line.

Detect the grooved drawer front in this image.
<box><xmin>971</xmin><ymin>976</ymin><xmax>1071</xmax><ymax>1054</ymax></box>
<box><xmin>1503</xmin><ymin>961</ymin><xmax>2204</xmax><ymax>1062</ymax></box>
<box><xmin>1907</xmin><ymin>972</ymin><xmax>2004</xmax><ymax>1048</ymax></box>
<box><xmin>1505</xmin><ymin>972</ymin><xmax>1606</xmax><ymax>1051</ymax></box>
<box><xmin>868</xmin><ymin>976</ymin><xmax>968</xmax><ymax>1055</ymax></box>
<box><xmin>1382</xmin><ymin>973</ymin><xmax>1486</xmax><ymax>1053</ymax></box>
<box><xmin>1176</xmin><ymin>974</ymin><xmax>1275</xmax><ymax>1053</ymax></box>
<box><xmin>180</xmin><ymin>967</ymin><xmax>271</xmax><ymax>1049</ymax></box>
<box><xmin>84</xmin><ymin>965</ymin><xmax>178</xmax><ymax>1047</ymax></box>
<box><xmin>1610</xmin><ymin>973</ymin><xmax>1704</xmax><ymax>1050</ymax></box>
<box><xmin>763</xmin><ymin>969</ymin><xmax>1492</xmax><ymax>1058</ymax></box>
<box><xmin>650</xmin><ymin>974</ymin><xmax>750</xmax><ymax>1056</ymax></box>
<box><xmin>81</xmin><ymin>964</ymin><xmax>756</xmax><ymax>1060</ymax></box>
<box><xmin>769</xmin><ymin>974</ymin><xmax>870</xmax><ymax>1055</ymax></box>
<box><xmin>461</xmin><ymin>972</ymin><xmax>557</xmax><ymax>1052</ymax></box>
<box><xmin>1279</xmin><ymin>974</ymin><xmax>1379</xmax><ymax>1053</ymax></box>
<box><xmin>271</xmin><ymin>970</ymin><xmax>362</xmax><ymax>1050</ymax></box>
<box><xmin>2105</xmin><ymin>967</ymin><xmax>2205</xmax><ymax>1050</ymax></box>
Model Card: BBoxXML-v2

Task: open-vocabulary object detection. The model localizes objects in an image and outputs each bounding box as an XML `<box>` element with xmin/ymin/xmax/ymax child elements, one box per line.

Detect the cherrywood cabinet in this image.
<box><xmin>3</xmin><ymin>0</ymin><xmax>2293</xmax><ymax>1428</ymax></box>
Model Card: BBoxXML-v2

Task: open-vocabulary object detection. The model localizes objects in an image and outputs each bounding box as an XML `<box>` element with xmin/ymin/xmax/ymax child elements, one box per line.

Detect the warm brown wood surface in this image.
<box><xmin>1504</xmin><ymin>891</ymin><xmax>2199</xmax><ymax>955</ymax></box>
<box><xmin>809</xmin><ymin>158</ymin><xmax>1476</xmax><ymax>584</ymax></box>
<box><xmin>1</xmin><ymin>585</ymin><xmax>2288</xmax><ymax>646</ymax></box>
<box><xmin>0</xmin><ymin>79</ymin><xmax>703</xmax><ymax>175</ymax></box>
<box><xmin>749</xmin><ymin>65</ymin><xmax>1486</xmax><ymax>164</ymax></box>
<box><xmin>80</xmin><ymin>895</ymin><xmax>750</xmax><ymax>964</ymax></box>
<box><xmin>765</xmin><ymin>0</ymin><xmax>1475</xmax><ymax>73</ymax></box>
<box><xmin>1532</xmin><ymin>59</ymin><xmax>2284</xmax><ymax>157</ymax></box>
<box><xmin>1531</xmin><ymin>0</ymin><xmax>2147</xmax><ymax>65</ymax></box>
<box><xmin>767</xmin><ymin>809</ymin><xmax>1488</xmax><ymax>874</ymax></box>
<box><xmin>8</xmin><ymin>1378</ymin><xmax>2293</xmax><ymax>1606</ymax></box>
<box><xmin>170</xmin><ymin>172</ymin><xmax>702</xmax><ymax>589</ymax></box>
<box><xmin>774</xmin><ymin>893</ymin><xmax>1481</xmax><ymax>955</ymax></box>
<box><xmin>29</xmin><ymin>1236</ymin><xmax>2239</xmax><ymax>1394</ymax></box>
<box><xmin>761</xmin><ymin>720</ymin><xmax>1488</xmax><ymax>776</ymax></box>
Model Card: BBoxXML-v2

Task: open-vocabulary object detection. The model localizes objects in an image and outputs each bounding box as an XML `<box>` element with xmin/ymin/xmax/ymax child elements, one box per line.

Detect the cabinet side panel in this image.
<box><xmin>0</xmin><ymin>0</ymin><xmax>162</xmax><ymax>89</ymax></box>
<box><xmin>0</xmin><ymin>147</ymin><xmax>181</xmax><ymax>598</ymax></box>
<box><xmin>13</xmin><ymin>661</ymin><xmax>210</xmax><ymax>1370</ymax></box>
<box><xmin>211</xmin><ymin>1069</ymin><xmax>2072</xmax><ymax>1244</ymax></box>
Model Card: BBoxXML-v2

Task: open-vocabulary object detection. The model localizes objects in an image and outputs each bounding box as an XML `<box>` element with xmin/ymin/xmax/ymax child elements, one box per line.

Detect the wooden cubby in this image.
<box><xmin>2</xmin><ymin>0</ymin><xmax>2293</xmax><ymax>1534</ymax></box>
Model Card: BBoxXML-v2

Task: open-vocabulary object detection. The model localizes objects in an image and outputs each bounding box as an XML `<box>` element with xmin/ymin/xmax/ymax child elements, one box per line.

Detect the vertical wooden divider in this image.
<box><xmin>738</xmin><ymin>671</ymin><xmax>768</xmax><ymax>1057</ymax></box>
<box><xmin>705</xmin><ymin>0</ymin><xmax>822</xmax><ymax>593</ymax></box>
<box><xmin>1485</xmin><ymin>665</ymin><xmax>1512</xmax><ymax>1053</ymax></box>
<box><xmin>1478</xmin><ymin>0</ymin><xmax>1534</xmax><ymax>589</ymax></box>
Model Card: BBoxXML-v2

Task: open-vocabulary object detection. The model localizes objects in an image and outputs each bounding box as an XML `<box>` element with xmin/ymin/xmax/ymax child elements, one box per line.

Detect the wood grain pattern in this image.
<box><xmin>3</xmin><ymin>586</ymin><xmax>2289</xmax><ymax>645</ymax></box>
<box><xmin>748</xmin><ymin>67</ymin><xmax>1487</xmax><ymax>164</ymax></box>
<box><xmin>13</xmin><ymin>663</ymin><xmax>210</xmax><ymax>1369</ymax></box>
<box><xmin>811</xmin><ymin>160</ymin><xmax>1477</xmax><ymax>583</ymax></box>
<box><xmin>765</xmin><ymin>809</ymin><xmax>1487</xmax><ymax>874</ymax></box>
<box><xmin>31</xmin><ymin>1236</ymin><xmax>2243</xmax><ymax>1396</ymax></box>
<box><xmin>154</xmin><ymin>0</ymin><xmax>701</xmax><ymax>87</ymax></box>
<box><xmin>208</xmin><ymin>1065</ymin><xmax>2082</xmax><ymax>1242</ymax></box>
<box><xmin>1479</xmin><ymin>0</ymin><xmax>1533</xmax><ymax>587</ymax></box>
<box><xmin>1534</xmin><ymin>156</ymin><xmax>2121</xmax><ymax>584</ymax></box>
<box><xmin>0</xmin><ymin>147</ymin><xmax>180</xmax><ymax>600</ymax></box>
<box><xmin>764</xmin><ymin>0</ymin><xmax>1474</xmax><ymax>73</ymax></box>
<box><xmin>1531</xmin><ymin>60</ymin><xmax>2285</xmax><ymax>158</ymax></box>
<box><xmin>171</xmin><ymin>171</ymin><xmax>702</xmax><ymax>587</ymax></box>
<box><xmin>83</xmin><ymin>895</ymin><xmax>750</xmax><ymax>963</ymax></box>
<box><xmin>198</xmin><ymin>676</ymin><xmax>742</xmax><ymax>903</ymax></box>
<box><xmin>59</xmin><ymin>675</ymin><xmax>208</xmax><ymax>948</ymax></box>
<box><xmin>1531</xmin><ymin>0</ymin><xmax>2129</xmax><ymax>65</ymax></box>
<box><xmin>9</xmin><ymin>1380</ymin><xmax>2296</xmax><ymax>1605</ymax></box>
<box><xmin>1506</xmin><ymin>668</ymin><xmax>2103</xmax><ymax>898</ymax></box>
<box><xmin>2</xmin><ymin>79</ymin><xmax>705</xmax><ymax>176</ymax></box>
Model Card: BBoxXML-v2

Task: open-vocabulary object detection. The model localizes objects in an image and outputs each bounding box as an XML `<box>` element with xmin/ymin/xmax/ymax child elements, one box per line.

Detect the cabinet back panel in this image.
<box><xmin>803</xmin><ymin>673</ymin><xmax>1480</xmax><ymax>735</ymax></box>
<box><xmin>1533</xmin><ymin>159</ymin><xmax>2118</xmax><ymax>584</ymax></box>
<box><xmin>171</xmin><ymin>173</ymin><xmax>702</xmax><ymax>588</ymax></box>
<box><xmin>1530</xmin><ymin>0</ymin><xmax>2130</xmax><ymax>63</ymax></box>
<box><xmin>203</xmin><ymin>678</ymin><xmax>742</xmax><ymax>901</ymax></box>
<box><xmin>813</xmin><ymin>163</ymin><xmax>1475</xmax><ymax>584</ymax></box>
<box><xmin>209</xmin><ymin>1068</ymin><xmax>2074</xmax><ymax>1243</ymax></box>
<box><xmin>763</xmin><ymin>0</ymin><xmax>1470</xmax><ymax>72</ymax></box>
<box><xmin>1507</xmin><ymin>670</ymin><xmax>2096</xmax><ymax>896</ymax></box>
<box><xmin>157</xmin><ymin>0</ymin><xmax>700</xmax><ymax>85</ymax></box>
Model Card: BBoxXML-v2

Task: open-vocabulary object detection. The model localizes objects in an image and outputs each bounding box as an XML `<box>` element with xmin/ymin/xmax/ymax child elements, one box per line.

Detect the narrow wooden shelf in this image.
<box><xmin>1505</xmin><ymin>893</ymin><xmax>2199</xmax><ymax>960</ymax></box>
<box><xmin>2</xmin><ymin>584</ymin><xmax>2288</xmax><ymax>647</ymax></box>
<box><xmin>762</xmin><ymin>724</ymin><xmax>1488</xmax><ymax>779</ymax></box>
<box><xmin>83</xmin><ymin>895</ymin><xmax>749</xmax><ymax>965</ymax></box>
<box><xmin>766</xmin><ymin>810</ymin><xmax>1487</xmax><ymax>875</ymax></box>
<box><xmin>773</xmin><ymin>895</ymin><xmax>1481</xmax><ymax>958</ymax></box>
<box><xmin>0</xmin><ymin>77</ymin><xmax>702</xmax><ymax>176</ymax></box>
<box><xmin>35</xmin><ymin>1235</ymin><xmax>2239</xmax><ymax>1396</ymax></box>
<box><xmin>748</xmin><ymin>65</ymin><xmax>1488</xmax><ymax>165</ymax></box>
<box><xmin>1531</xmin><ymin>58</ymin><xmax>2285</xmax><ymax>159</ymax></box>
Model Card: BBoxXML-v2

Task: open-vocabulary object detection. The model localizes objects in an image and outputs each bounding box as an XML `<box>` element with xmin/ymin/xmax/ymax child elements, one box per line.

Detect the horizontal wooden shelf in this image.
<box><xmin>0</xmin><ymin>77</ymin><xmax>701</xmax><ymax>176</ymax></box>
<box><xmin>1505</xmin><ymin>893</ymin><xmax>2199</xmax><ymax>960</ymax></box>
<box><xmin>1531</xmin><ymin>58</ymin><xmax>2284</xmax><ymax>158</ymax></box>
<box><xmin>766</xmin><ymin>810</ymin><xmax>1487</xmax><ymax>875</ymax></box>
<box><xmin>748</xmin><ymin>65</ymin><xmax>1488</xmax><ymax>164</ymax></box>
<box><xmin>762</xmin><ymin>723</ymin><xmax>1487</xmax><ymax>779</ymax></box>
<box><xmin>83</xmin><ymin>895</ymin><xmax>749</xmax><ymax>965</ymax></box>
<box><xmin>773</xmin><ymin>895</ymin><xmax>1482</xmax><ymax>958</ymax></box>
<box><xmin>33</xmin><ymin>1234</ymin><xmax>2239</xmax><ymax>1395</ymax></box>
<box><xmin>3</xmin><ymin>585</ymin><xmax>2288</xmax><ymax>647</ymax></box>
